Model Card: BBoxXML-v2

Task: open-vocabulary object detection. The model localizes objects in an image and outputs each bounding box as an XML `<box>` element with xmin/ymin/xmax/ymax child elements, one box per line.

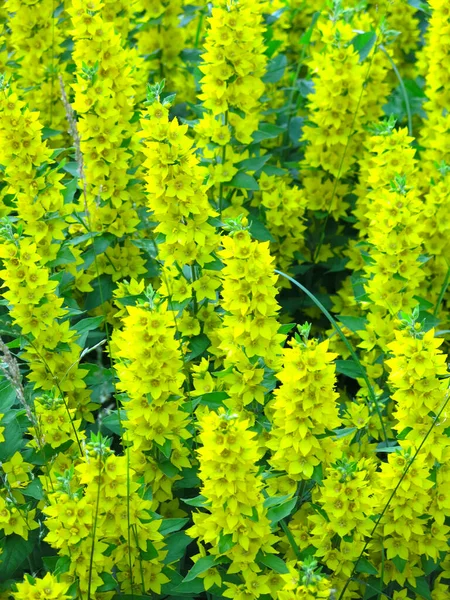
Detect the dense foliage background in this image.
<box><xmin>0</xmin><ymin>0</ymin><xmax>449</xmax><ymax>599</ymax></box>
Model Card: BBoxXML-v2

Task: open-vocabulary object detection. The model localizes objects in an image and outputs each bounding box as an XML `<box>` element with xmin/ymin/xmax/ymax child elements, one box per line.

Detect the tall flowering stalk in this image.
<box><xmin>419</xmin><ymin>0</ymin><xmax>450</xmax><ymax>175</ymax></box>
<box><xmin>187</xmin><ymin>410</ymin><xmax>278</xmax><ymax>579</ymax></box>
<box><xmin>267</xmin><ymin>332</ymin><xmax>341</xmax><ymax>480</ymax></box>
<box><xmin>195</xmin><ymin>0</ymin><xmax>267</xmax><ymax>217</ymax></box>
<box><xmin>4</xmin><ymin>0</ymin><xmax>68</xmax><ymax>130</ymax></box>
<box><xmin>68</xmin><ymin>0</ymin><xmax>146</xmax><ymax>290</ymax></box>
<box><xmin>0</xmin><ymin>86</ymin><xmax>94</xmax><ymax>419</ymax></box>
<box><xmin>43</xmin><ymin>436</ymin><xmax>168</xmax><ymax>596</ymax></box>
<box><xmin>112</xmin><ymin>295</ymin><xmax>191</xmax><ymax>507</ymax></box>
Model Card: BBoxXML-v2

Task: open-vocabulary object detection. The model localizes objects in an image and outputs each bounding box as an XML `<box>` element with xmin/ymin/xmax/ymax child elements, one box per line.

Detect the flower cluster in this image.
<box><xmin>1</xmin><ymin>1</ymin><xmax>450</xmax><ymax>598</ymax></box>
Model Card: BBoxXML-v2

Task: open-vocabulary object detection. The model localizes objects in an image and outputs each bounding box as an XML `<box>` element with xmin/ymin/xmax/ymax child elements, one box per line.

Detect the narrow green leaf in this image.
<box><xmin>352</xmin><ymin>31</ymin><xmax>377</xmax><ymax>62</ymax></box>
<box><xmin>333</xmin><ymin>427</ymin><xmax>357</xmax><ymax>440</ymax></box>
<box><xmin>335</xmin><ymin>360</ymin><xmax>364</xmax><ymax>379</ymax></box>
<box><xmin>263</xmin><ymin>494</ymin><xmax>293</xmax><ymax>509</ymax></box>
<box><xmin>218</xmin><ymin>532</ymin><xmax>235</xmax><ymax>554</ymax></box>
<box><xmin>229</xmin><ymin>171</ymin><xmax>259</xmax><ymax>191</ymax></box>
<box><xmin>252</xmin><ymin>123</ymin><xmax>285</xmax><ymax>143</ymax></box>
<box><xmin>262</xmin><ymin>54</ymin><xmax>287</xmax><ymax>83</ymax></box>
<box><xmin>267</xmin><ymin>497</ymin><xmax>297</xmax><ymax>525</ymax></box>
<box><xmin>102</xmin><ymin>410</ymin><xmax>126</xmax><ymax>436</ymax></box>
<box><xmin>186</xmin><ymin>334</ymin><xmax>210</xmax><ymax>361</ymax></box>
<box><xmin>257</xmin><ymin>553</ymin><xmax>290</xmax><ymax>574</ymax></box>
<box><xmin>0</xmin><ymin>534</ymin><xmax>35</xmax><ymax>579</ymax></box>
<box><xmin>199</xmin><ymin>391</ymin><xmax>228</xmax><ymax>408</ymax></box>
<box><xmin>164</xmin><ymin>531</ymin><xmax>192</xmax><ymax>565</ymax></box>
<box><xmin>42</xmin><ymin>127</ymin><xmax>62</xmax><ymax>140</ymax></box>
<box><xmin>392</xmin><ymin>555</ymin><xmax>407</xmax><ymax>573</ymax></box>
<box><xmin>0</xmin><ymin>380</ymin><xmax>16</xmax><ymax>412</ymax></box>
<box><xmin>182</xmin><ymin>555</ymin><xmax>216</xmax><ymax>583</ymax></box>
<box><xmin>407</xmin><ymin>576</ymin><xmax>432</xmax><ymax>600</ymax></box>
<box><xmin>181</xmin><ymin>495</ymin><xmax>208</xmax><ymax>507</ymax></box>
<box><xmin>159</xmin><ymin>518</ymin><xmax>190</xmax><ymax>536</ymax></box>
<box><xmin>337</xmin><ymin>316</ymin><xmax>367</xmax><ymax>333</ymax></box>
<box><xmin>22</xmin><ymin>478</ymin><xmax>44</xmax><ymax>500</ymax></box>
<box><xmin>236</xmin><ymin>155</ymin><xmax>271</xmax><ymax>171</ymax></box>
<box><xmin>249</xmin><ymin>219</ymin><xmax>275</xmax><ymax>242</ymax></box>
<box><xmin>355</xmin><ymin>557</ymin><xmax>378</xmax><ymax>576</ymax></box>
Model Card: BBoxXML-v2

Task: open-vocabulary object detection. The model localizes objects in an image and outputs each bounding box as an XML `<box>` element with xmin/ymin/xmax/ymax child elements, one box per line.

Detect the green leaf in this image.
<box><xmin>97</xmin><ymin>572</ymin><xmax>117</xmax><ymax>592</ymax></box>
<box><xmin>81</xmin><ymin>234</ymin><xmax>114</xmax><ymax>270</ymax></box>
<box><xmin>355</xmin><ymin>557</ymin><xmax>378</xmax><ymax>576</ymax></box>
<box><xmin>141</xmin><ymin>539</ymin><xmax>159</xmax><ymax>560</ymax></box>
<box><xmin>42</xmin><ymin>127</ymin><xmax>62</xmax><ymax>140</ymax></box>
<box><xmin>173</xmin><ymin>467</ymin><xmax>201</xmax><ymax>490</ymax></box>
<box><xmin>102</xmin><ymin>410</ymin><xmax>126</xmax><ymax>436</ymax></box>
<box><xmin>263</xmin><ymin>54</ymin><xmax>287</xmax><ymax>83</ymax></box>
<box><xmin>131</xmin><ymin>238</ymin><xmax>158</xmax><ymax>258</ymax></box>
<box><xmin>164</xmin><ymin>531</ymin><xmax>192</xmax><ymax>565</ymax></box>
<box><xmin>267</xmin><ymin>497</ymin><xmax>297</xmax><ymax>525</ymax></box>
<box><xmin>218</xmin><ymin>532</ymin><xmax>235</xmax><ymax>554</ymax></box>
<box><xmin>229</xmin><ymin>171</ymin><xmax>259</xmax><ymax>191</ymax></box>
<box><xmin>252</xmin><ymin>123</ymin><xmax>285</xmax><ymax>143</ymax></box>
<box><xmin>47</xmin><ymin>245</ymin><xmax>77</xmax><ymax>268</ymax></box>
<box><xmin>249</xmin><ymin>219</ymin><xmax>275</xmax><ymax>242</ymax></box>
<box><xmin>363</xmin><ymin>576</ymin><xmax>381</xmax><ymax>599</ymax></box>
<box><xmin>55</xmin><ymin>555</ymin><xmax>71</xmax><ymax>575</ymax></box>
<box><xmin>311</xmin><ymin>463</ymin><xmax>323</xmax><ymax>485</ymax></box>
<box><xmin>392</xmin><ymin>555</ymin><xmax>407</xmax><ymax>573</ymax></box>
<box><xmin>199</xmin><ymin>391</ymin><xmax>228</xmax><ymax>409</ymax></box>
<box><xmin>288</xmin><ymin>116</ymin><xmax>304</xmax><ymax>144</ymax></box>
<box><xmin>407</xmin><ymin>576</ymin><xmax>432</xmax><ymax>600</ymax></box>
<box><xmin>263</xmin><ymin>494</ymin><xmax>293</xmax><ymax>509</ymax></box>
<box><xmin>236</xmin><ymin>155</ymin><xmax>271</xmax><ymax>171</ymax></box>
<box><xmin>0</xmin><ymin>534</ymin><xmax>35</xmax><ymax>579</ymax></box>
<box><xmin>325</xmin><ymin>256</ymin><xmax>349</xmax><ymax>273</ymax></box>
<box><xmin>408</xmin><ymin>0</ymin><xmax>431</xmax><ymax>14</ymax></box>
<box><xmin>278</xmin><ymin>323</ymin><xmax>296</xmax><ymax>335</ymax></box>
<box><xmin>337</xmin><ymin>316</ymin><xmax>367</xmax><ymax>333</ymax></box>
<box><xmin>335</xmin><ymin>360</ymin><xmax>364</xmax><ymax>379</ymax></box>
<box><xmin>421</xmin><ymin>556</ymin><xmax>439</xmax><ymax>576</ymax></box>
<box><xmin>262</xmin><ymin>165</ymin><xmax>287</xmax><ymax>176</ymax></box>
<box><xmin>183</xmin><ymin>555</ymin><xmax>217</xmax><ymax>582</ymax></box>
<box><xmin>22</xmin><ymin>478</ymin><xmax>44</xmax><ymax>500</ymax></box>
<box><xmin>84</xmin><ymin>274</ymin><xmax>115</xmax><ymax>310</ymax></box>
<box><xmin>159</xmin><ymin>518</ymin><xmax>190</xmax><ymax>536</ymax></box>
<box><xmin>0</xmin><ymin>418</ymin><xmax>26</xmax><ymax>461</ymax></box>
<box><xmin>63</xmin><ymin>179</ymin><xmax>78</xmax><ymax>204</ymax></box>
<box><xmin>62</xmin><ymin>161</ymin><xmax>79</xmax><ymax>177</ymax></box>
<box><xmin>375</xmin><ymin>442</ymin><xmax>401</xmax><ymax>453</ymax></box>
<box><xmin>257</xmin><ymin>553</ymin><xmax>290</xmax><ymax>574</ymax></box>
<box><xmin>170</xmin><ymin>580</ymin><xmax>205</xmax><ymax>595</ymax></box>
<box><xmin>158</xmin><ymin>459</ymin><xmax>179</xmax><ymax>478</ymax></box>
<box><xmin>0</xmin><ymin>380</ymin><xmax>16</xmax><ymax>412</ymax></box>
<box><xmin>352</xmin><ymin>31</ymin><xmax>377</xmax><ymax>62</ymax></box>
<box><xmin>333</xmin><ymin>427</ymin><xmax>357</xmax><ymax>440</ymax></box>
<box><xmin>112</xmin><ymin>596</ymin><xmax>151</xmax><ymax>599</ymax></box>
<box><xmin>186</xmin><ymin>334</ymin><xmax>210</xmax><ymax>361</ymax></box>
<box><xmin>299</xmin><ymin>10</ymin><xmax>320</xmax><ymax>45</ymax></box>
<box><xmin>181</xmin><ymin>495</ymin><xmax>209</xmax><ymax>507</ymax></box>
<box><xmin>72</xmin><ymin>316</ymin><xmax>104</xmax><ymax>348</ymax></box>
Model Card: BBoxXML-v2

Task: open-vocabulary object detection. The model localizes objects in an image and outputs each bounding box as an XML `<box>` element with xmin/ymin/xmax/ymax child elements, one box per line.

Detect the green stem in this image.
<box><xmin>87</xmin><ymin>444</ymin><xmax>103</xmax><ymax>600</ymax></box>
<box><xmin>279</xmin><ymin>518</ymin><xmax>301</xmax><ymax>560</ymax></box>
<box><xmin>194</xmin><ymin>9</ymin><xmax>205</xmax><ymax>49</ymax></box>
<box><xmin>379</xmin><ymin>45</ymin><xmax>413</xmax><ymax>137</ymax></box>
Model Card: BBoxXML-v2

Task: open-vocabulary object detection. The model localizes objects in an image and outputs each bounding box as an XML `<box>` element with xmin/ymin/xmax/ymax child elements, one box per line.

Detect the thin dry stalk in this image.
<box><xmin>0</xmin><ymin>336</ymin><xmax>33</xmax><ymax>423</ymax></box>
<box><xmin>58</xmin><ymin>74</ymin><xmax>88</xmax><ymax>205</ymax></box>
